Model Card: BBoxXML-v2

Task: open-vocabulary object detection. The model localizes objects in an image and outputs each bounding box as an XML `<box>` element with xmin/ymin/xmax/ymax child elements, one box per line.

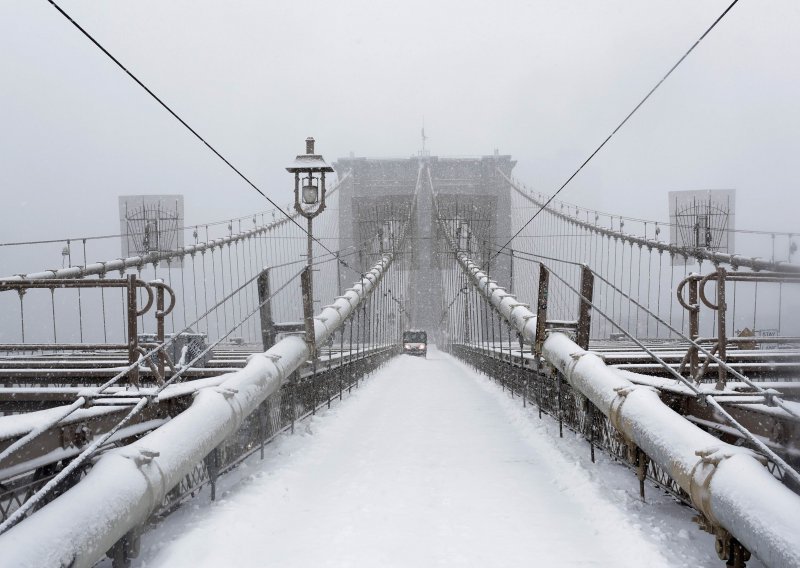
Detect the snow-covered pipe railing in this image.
<box><xmin>0</xmin><ymin>253</ymin><xmax>392</xmax><ymax>568</ymax></box>
<box><xmin>454</xmin><ymin>251</ymin><xmax>800</xmax><ymax>568</ymax></box>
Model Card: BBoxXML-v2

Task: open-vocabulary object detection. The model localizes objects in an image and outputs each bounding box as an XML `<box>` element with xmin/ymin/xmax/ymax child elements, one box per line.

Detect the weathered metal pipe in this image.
<box><xmin>0</xmin><ymin>253</ymin><xmax>392</xmax><ymax>568</ymax></box>
<box><xmin>457</xmin><ymin>251</ymin><xmax>800</xmax><ymax>568</ymax></box>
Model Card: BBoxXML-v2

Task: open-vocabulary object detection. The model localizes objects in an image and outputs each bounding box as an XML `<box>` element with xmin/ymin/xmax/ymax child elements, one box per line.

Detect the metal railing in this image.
<box><xmin>434</xmin><ymin>199</ymin><xmax>800</xmax><ymax>568</ymax></box>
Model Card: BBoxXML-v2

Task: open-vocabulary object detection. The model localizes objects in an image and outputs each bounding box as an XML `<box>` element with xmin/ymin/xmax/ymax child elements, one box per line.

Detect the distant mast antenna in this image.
<box><xmin>420</xmin><ymin>119</ymin><xmax>429</xmax><ymax>157</ymax></box>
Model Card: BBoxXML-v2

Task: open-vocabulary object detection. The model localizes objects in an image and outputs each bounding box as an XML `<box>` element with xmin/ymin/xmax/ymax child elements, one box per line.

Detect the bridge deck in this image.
<box><xmin>130</xmin><ymin>350</ymin><xmax>738</xmax><ymax>567</ymax></box>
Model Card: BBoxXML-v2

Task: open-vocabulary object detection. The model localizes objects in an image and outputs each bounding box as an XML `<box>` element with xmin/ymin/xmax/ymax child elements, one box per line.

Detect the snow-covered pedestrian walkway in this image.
<box><xmin>135</xmin><ymin>349</ymin><xmax>729</xmax><ymax>567</ymax></box>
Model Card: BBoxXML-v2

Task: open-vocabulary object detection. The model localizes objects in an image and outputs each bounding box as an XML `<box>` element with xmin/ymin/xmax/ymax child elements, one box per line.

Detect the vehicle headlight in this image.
<box><xmin>404</xmin><ymin>343</ymin><xmax>412</xmax><ymax>349</ymax></box>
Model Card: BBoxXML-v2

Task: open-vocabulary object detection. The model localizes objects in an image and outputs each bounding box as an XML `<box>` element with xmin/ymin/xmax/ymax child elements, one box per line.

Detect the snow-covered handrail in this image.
<box><xmin>452</xmin><ymin>250</ymin><xmax>800</xmax><ymax>568</ymax></box>
<box><xmin>0</xmin><ymin>250</ymin><xmax>393</xmax><ymax>568</ymax></box>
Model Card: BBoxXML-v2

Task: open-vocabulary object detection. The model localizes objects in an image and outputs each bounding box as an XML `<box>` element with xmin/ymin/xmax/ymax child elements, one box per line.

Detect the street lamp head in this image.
<box><xmin>286</xmin><ymin>137</ymin><xmax>334</xmax><ymax>218</ymax></box>
<box><xmin>302</xmin><ymin>174</ymin><xmax>319</xmax><ymax>205</ymax></box>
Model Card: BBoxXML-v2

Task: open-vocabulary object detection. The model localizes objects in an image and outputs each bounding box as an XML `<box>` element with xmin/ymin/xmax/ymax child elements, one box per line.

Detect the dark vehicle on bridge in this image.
<box><xmin>402</xmin><ymin>330</ymin><xmax>427</xmax><ymax>357</ymax></box>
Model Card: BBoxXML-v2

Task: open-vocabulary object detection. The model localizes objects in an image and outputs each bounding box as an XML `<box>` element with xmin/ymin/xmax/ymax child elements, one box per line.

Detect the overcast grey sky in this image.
<box><xmin>1</xmin><ymin>0</ymin><xmax>798</xmax><ymax>262</ymax></box>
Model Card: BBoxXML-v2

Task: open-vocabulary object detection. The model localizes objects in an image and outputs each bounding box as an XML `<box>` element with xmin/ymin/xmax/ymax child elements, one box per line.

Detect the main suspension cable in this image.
<box><xmin>43</xmin><ymin>0</ymin><xmax>357</xmax><ymax>274</ymax></box>
<box><xmin>492</xmin><ymin>0</ymin><xmax>741</xmax><ymax>261</ymax></box>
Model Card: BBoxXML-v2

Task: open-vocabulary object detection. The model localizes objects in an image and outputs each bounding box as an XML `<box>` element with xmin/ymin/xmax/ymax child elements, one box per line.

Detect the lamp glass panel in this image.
<box><xmin>302</xmin><ymin>178</ymin><xmax>319</xmax><ymax>204</ymax></box>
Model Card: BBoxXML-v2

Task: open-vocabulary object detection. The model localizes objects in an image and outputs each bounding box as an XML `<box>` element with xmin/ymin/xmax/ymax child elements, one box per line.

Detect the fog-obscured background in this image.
<box><xmin>1</xmin><ymin>0</ymin><xmax>798</xmax><ymax>274</ymax></box>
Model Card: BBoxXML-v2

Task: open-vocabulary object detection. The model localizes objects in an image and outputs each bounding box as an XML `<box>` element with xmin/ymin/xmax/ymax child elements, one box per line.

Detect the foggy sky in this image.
<box><xmin>1</xmin><ymin>0</ymin><xmax>799</xmax><ymax>270</ymax></box>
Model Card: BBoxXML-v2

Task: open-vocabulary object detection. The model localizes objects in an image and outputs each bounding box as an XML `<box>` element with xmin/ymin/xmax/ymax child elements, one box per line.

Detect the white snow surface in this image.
<box><xmin>130</xmin><ymin>349</ymin><xmax>748</xmax><ymax>568</ymax></box>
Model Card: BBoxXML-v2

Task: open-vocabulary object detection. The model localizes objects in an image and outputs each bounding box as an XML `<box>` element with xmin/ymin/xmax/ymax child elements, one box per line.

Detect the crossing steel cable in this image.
<box><xmin>487</xmin><ymin>243</ymin><xmax>799</xmax><ymax>404</ymax></box>
<box><xmin>0</xmin><ymin>174</ymin><xmax>405</xmax><ymax>506</ymax></box>
<box><xmin>0</xmin><ymin>246</ymin><xmax>363</xmax><ymax>470</ymax></box>
<box><xmin>503</xmin><ymin>238</ymin><xmax>800</xmax><ymax>422</ymax></box>
<box><xmin>0</xmin><ymin>245</ymin><xmax>395</xmax><ymax>534</ymax></box>
<box><xmin>450</xmin><ymin>221</ymin><xmax>800</xmax><ymax>484</ymax></box>
<box><xmin>539</xmin><ymin>262</ymin><xmax>800</xmax><ymax>487</ymax></box>
<box><xmin>42</xmin><ymin>0</ymin><xmax>358</xmax><ymax>275</ymax></box>
<box><xmin>0</xmin><ymin>262</ymin><xmax>313</xmax><ymax>536</ymax></box>
<box><xmin>491</xmin><ymin>0</ymin><xmax>741</xmax><ymax>261</ymax></box>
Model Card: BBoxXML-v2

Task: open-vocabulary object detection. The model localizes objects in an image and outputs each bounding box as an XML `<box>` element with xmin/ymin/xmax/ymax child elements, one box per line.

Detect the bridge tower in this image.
<box><xmin>334</xmin><ymin>151</ymin><xmax>516</xmax><ymax>335</ymax></box>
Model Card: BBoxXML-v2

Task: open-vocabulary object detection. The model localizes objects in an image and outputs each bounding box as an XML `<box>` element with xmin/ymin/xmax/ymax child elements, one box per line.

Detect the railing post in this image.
<box><xmin>588</xmin><ymin>402</ymin><xmax>596</xmax><ymax>463</ymax></box>
<box><xmin>156</xmin><ymin>281</ymin><xmax>165</xmax><ymax>379</ymax></box>
<box><xmin>510</xmin><ymin>249</ymin><xmax>515</xmax><ymax>293</ymax></box>
<box><xmin>109</xmin><ymin>529</ymin><xmax>140</xmax><ymax>568</ymax></box>
<box><xmin>576</xmin><ymin>265</ymin><xmax>594</xmax><ymax>350</ymax></box>
<box><xmin>301</xmin><ymin>266</ymin><xmax>316</xmax><ymax>357</ymax></box>
<box><xmin>556</xmin><ymin>369</ymin><xmax>563</xmax><ymax>438</ymax></box>
<box><xmin>290</xmin><ymin>372</ymin><xmax>297</xmax><ymax>434</ymax></box>
<box><xmin>126</xmin><ymin>274</ymin><xmax>140</xmax><ymax>388</ymax></box>
<box><xmin>258</xmin><ymin>403</ymin><xmax>266</xmax><ymax>460</ymax></box>
<box><xmin>463</xmin><ymin>289</ymin><xmax>471</xmax><ymax>345</ymax></box>
<box><xmin>534</xmin><ymin>265</ymin><xmax>550</xmax><ymax>358</ymax></box>
<box><xmin>204</xmin><ymin>447</ymin><xmax>220</xmax><ymax>501</ymax></box>
<box><xmin>336</xmin><ymin>252</ymin><xmax>342</xmax><ymax>296</ymax></box>
<box><xmin>339</xmin><ymin>326</ymin><xmax>345</xmax><ymax>401</ymax></box>
<box><xmin>689</xmin><ymin>277</ymin><xmax>699</xmax><ymax>379</ymax></box>
<box><xmin>257</xmin><ymin>267</ymin><xmax>275</xmax><ymax>351</ymax></box>
<box><xmin>716</xmin><ymin>267</ymin><xmax>728</xmax><ymax>389</ymax></box>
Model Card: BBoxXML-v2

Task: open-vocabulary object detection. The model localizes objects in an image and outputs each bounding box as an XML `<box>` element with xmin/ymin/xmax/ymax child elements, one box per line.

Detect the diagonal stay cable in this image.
<box><xmin>539</xmin><ymin>261</ymin><xmax>800</xmax><ymax>486</ymax></box>
<box><xmin>0</xmin><ymin>247</ymin><xmax>363</xmax><ymax>469</ymax></box>
<box><xmin>0</xmin><ymin>265</ymin><xmax>309</xmax><ymax>535</ymax></box>
<box><xmin>0</xmin><ymin>245</ymin><xmax>401</xmax><ymax>534</ymax></box>
<box><xmin>491</xmin><ymin>0</ymin><xmax>741</xmax><ymax>262</ymax></box>
<box><xmin>585</xmin><ymin>266</ymin><xmax>800</xmax><ymax>417</ymax></box>
<box><xmin>486</xmin><ymin>243</ymin><xmax>800</xmax><ymax>425</ymax></box>
<box><xmin>44</xmin><ymin>0</ymin><xmax>356</xmax><ymax>274</ymax></box>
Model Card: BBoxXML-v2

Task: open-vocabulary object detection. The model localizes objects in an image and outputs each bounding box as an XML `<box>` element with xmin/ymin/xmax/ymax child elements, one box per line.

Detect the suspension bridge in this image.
<box><xmin>0</xmin><ymin>150</ymin><xmax>797</xmax><ymax>567</ymax></box>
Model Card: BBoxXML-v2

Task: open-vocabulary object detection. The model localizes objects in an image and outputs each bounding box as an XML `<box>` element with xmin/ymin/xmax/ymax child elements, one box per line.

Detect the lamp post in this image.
<box><xmin>286</xmin><ymin>137</ymin><xmax>334</xmax><ymax>352</ymax></box>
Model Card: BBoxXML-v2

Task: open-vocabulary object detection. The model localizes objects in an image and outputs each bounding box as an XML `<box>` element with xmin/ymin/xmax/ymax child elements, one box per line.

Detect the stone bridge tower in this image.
<box><xmin>334</xmin><ymin>152</ymin><xmax>516</xmax><ymax>338</ymax></box>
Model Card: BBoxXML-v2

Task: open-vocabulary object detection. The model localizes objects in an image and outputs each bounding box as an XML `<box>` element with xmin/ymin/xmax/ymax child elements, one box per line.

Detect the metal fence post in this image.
<box><xmin>689</xmin><ymin>277</ymin><xmax>699</xmax><ymax>379</ymax></box>
<box><xmin>301</xmin><ymin>266</ymin><xmax>316</xmax><ymax>357</ymax></box>
<box><xmin>204</xmin><ymin>447</ymin><xmax>220</xmax><ymax>501</ymax></box>
<box><xmin>557</xmin><ymin>369</ymin><xmax>563</xmax><ymax>438</ymax></box>
<box><xmin>576</xmin><ymin>265</ymin><xmax>594</xmax><ymax>350</ymax></box>
<box><xmin>257</xmin><ymin>267</ymin><xmax>275</xmax><ymax>351</ymax></box>
<box><xmin>716</xmin><ymin>267</ymin><xmax>728</xmax><ymax>390</ymax></box>
<box><xmin>156</xmin><ymin>281</ymin><xmax>165</xmax><ymax>379</ymax></box>
<box><xmin>534</xmin><ymin>265</ymin><xmax>549</xmax><ymax>358</ymax></box>
<box><xmin>126</xmin><ymin>274</ymin><xmax>140</xmax><ymax>388</ymax></box>
<box><xmin>510</xmin><ymin>249</ymin><xmax>515</xmax><ymax>293</ymax></box>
